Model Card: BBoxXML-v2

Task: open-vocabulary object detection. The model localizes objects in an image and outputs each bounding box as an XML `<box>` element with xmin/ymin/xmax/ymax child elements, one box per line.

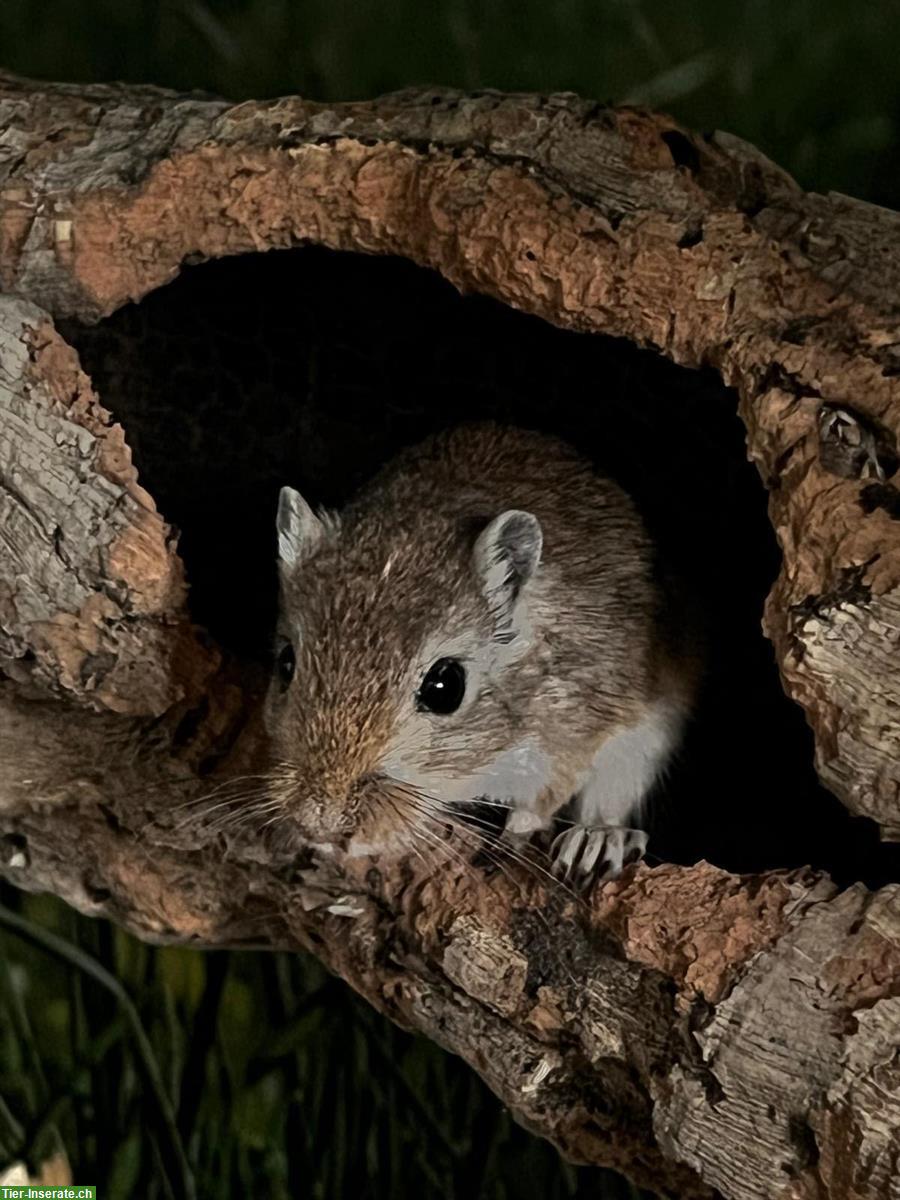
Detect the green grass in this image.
<box><xmin>0</xmin><ymin>886</ymin><xmax>645</xmax><ymax>1199</ymax></box>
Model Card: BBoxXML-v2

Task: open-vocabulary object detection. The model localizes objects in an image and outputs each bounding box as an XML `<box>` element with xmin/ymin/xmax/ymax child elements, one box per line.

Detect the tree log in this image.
<box><xmin>1</xmin><ymin>73</ymin><xmax>899</xmax><ymax>1199</ymax></box>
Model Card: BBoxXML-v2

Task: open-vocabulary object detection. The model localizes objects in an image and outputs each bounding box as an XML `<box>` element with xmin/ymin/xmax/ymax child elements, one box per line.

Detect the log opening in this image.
<box><xmin>58</xmin><ymin>244</ymin><xmax>898</xmax><ymax>888</ymax></box>
<box><xmin>3</xmin><ymin>75</ymin><xmax>900</xmax><ymax>1199</ymax></box>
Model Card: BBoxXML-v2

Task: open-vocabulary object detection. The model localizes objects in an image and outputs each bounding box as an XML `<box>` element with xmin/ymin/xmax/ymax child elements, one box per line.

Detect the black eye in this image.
<box><xmin>417</xmin><ymin>658</ymin><xmax>466</xmax><ymax>715</ymax></box>
<box><xmin>276</xmin><ymin>642</ymin><xmax>296</xmax><ymax>690</ymax></box>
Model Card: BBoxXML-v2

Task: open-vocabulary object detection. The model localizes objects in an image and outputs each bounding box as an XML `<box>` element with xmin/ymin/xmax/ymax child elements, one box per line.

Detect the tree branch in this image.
<box><xmin>1</xmin><ymin>74</ymin><xmax>899</xmax><ymax>1198</ymax></box>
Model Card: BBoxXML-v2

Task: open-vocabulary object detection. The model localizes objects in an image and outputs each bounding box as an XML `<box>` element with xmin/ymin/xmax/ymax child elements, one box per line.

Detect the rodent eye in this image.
<box><xmin>417</xmin><ymin>657</ymin><xmax>466</xmax><ymax>715</ymax></box>
<box><xmin>276</xmin><ymin>642</ymin><xmax>296</xmax><ymax>690</ymax></box>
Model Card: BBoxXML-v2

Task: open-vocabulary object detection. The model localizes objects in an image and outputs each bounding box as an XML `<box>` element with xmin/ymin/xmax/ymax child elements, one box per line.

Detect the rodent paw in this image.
<box><xmin>550</xmin><ymin>825</ymin><xmax>647</xmax><ymax>887</ymax></box>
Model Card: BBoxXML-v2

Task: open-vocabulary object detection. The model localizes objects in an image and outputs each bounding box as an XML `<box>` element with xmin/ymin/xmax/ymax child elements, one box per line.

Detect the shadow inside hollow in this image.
<box><xmin>60</xmin><ymin>245</ymin><xmax>900</xmax><ymax>889</ymax></box>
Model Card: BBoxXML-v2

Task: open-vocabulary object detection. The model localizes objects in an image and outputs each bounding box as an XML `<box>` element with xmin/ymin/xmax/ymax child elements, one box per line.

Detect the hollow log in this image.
<box><xmin>1</xmin><ymin>73</ymin><xmax>899</xmax><ymax>1200</ymax></box>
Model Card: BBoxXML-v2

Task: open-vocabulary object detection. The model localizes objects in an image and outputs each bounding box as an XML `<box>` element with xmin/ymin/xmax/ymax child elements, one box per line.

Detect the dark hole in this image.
<box><xmin>173</xmin><ymin>697</ymin><xmax>210</xmax><ymax>749</ymax></box>
<box><xmin>97</xmin><ymin>802</ymin><xmax>122</xmax><ymax>833</ymax></box>
<box><xmin>59</xmin><ymin>246</ymin><xmax>900</xmax><ymax>889</ymax></box>
<box><xmin>81</xmin><ymin>874</ymin><xmax>112</xmax><ymax>904</ymax></box>
<box><xmin>787</xmin><ymin>1117</ymin><xmax>820</xmax><ymax>1170</ymax></box>
<box><xmin>661</xmin><ymin>129</ymin><xmax>701</xmax><ymax>174</ymax></box>
<box><xmin>677</xmin><ymin>227</ymin><xmax>704</xmax><ymax>250</ymax></box>
<box><xmin>860</xmin><ymin>482</ymin><xmax>900</xmax><ymax>519</ymax></box>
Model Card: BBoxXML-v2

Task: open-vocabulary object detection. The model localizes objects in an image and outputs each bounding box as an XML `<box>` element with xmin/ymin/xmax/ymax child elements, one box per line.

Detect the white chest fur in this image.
<box><xmin>573</xmin><ymin>698</ymin><xmax>686</xmax><ymax>828</ymax></box>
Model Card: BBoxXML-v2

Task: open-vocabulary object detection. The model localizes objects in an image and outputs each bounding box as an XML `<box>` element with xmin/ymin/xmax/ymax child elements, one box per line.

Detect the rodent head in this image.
<box><xmin>264</xmin><ymin>482</ymin><xmax>550</xmax><ymax>845</ymax></box>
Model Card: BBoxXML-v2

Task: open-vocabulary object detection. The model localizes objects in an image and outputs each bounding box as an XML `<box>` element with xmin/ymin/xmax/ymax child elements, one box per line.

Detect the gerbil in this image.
<box><xmin>264</xmin><ymin>422</ymin><xmax>700</xmax><ymax>884</ymax></box>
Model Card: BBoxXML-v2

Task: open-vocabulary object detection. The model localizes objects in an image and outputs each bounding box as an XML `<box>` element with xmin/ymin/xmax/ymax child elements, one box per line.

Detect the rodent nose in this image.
<box><xmin>301</xmin><ymin>803</ymin><xmax>354</xmax><ymax>842</ymax></box>
<box><xmin>285</xmin><ymin>766</ymin><xmax>384</xmax><ymax>844</ymax></box>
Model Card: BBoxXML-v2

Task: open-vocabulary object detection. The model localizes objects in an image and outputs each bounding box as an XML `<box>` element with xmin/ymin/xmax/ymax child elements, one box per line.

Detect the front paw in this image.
<box><xmin>550</xmin><ymin>825</ymin><xmax>647</xmax><ymax>886</ymax></box>
<box><xmin>502</xmin><ymin>808</ymin><xmax>552</xmax><ymax>844</ymax></box>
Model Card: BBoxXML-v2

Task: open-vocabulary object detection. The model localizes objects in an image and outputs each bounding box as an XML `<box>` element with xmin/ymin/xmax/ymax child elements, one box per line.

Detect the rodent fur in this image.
<box><xmin>265</xmin><ymin>422</ymin><xmax>700</xmax><ymax>875</ymax></box>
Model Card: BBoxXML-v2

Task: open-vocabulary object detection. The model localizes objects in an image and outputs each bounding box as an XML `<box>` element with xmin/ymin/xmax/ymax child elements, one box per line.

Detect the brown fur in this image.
<box><xmin>265</xmin><ymin>423</ymin><xmax>698</xmax><ymax>843</ymax></box>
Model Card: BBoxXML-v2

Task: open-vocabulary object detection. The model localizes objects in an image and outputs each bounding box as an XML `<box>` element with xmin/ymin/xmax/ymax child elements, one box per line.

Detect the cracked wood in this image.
<box><xmin>0</xmin><ymin>74</ymin><xmax>899</xmax><ymax>1198</ymax></box>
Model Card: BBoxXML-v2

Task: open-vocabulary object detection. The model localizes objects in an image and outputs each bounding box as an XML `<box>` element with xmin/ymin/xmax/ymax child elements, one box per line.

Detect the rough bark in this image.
<box><xmin>0</xmin><ymin>73</ymin><xmax>899</xmax><ymax>1199</ymax></box>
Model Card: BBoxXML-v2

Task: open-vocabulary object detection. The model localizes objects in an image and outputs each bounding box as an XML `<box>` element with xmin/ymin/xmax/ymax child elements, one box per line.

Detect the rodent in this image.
<box><xmin>264</xmin><ymin>422</ymin><xmax>702</xmax><ymax>884</ymax></box>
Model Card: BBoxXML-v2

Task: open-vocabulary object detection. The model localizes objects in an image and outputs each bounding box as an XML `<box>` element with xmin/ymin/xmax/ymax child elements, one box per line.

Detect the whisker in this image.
<box><xmin>395</xmin><ymin>801</ymin><xmax>481</xmax><ymax>874</ymax></box>
<box><xmin>257</xmin><ymin>807</ymin><xmax>291</xmax><ymax>833</ymax></box>
<box><xmin>390</xmin><ymin>807</ymin><xmax>434</xmax><ymax>874</ymax></box>
<box><xmin>395</xmin><ymin>793</ymin><xmax>524</xmax><ymax>888</ymax></box>
<box><xmin>172</xmin><ymin>789</ymin><xmax>277</xmax><ymax>833</ymax></box>
<box><xmin>404</xmin><ymin>807</ymin><xmax>589</xmax><ymax>997</ymax></box>
<box><xmin>204</xmin><ymin>796</ymin><xmax>287</xmax><ymax>831</ymax></box>
<box><xmin>169</xmin><ymin>773</ymin><xmax>278</xmax><ymax>812</ymax></box>
<box><xmin>411</xmin><ymin>819</ymin><xmax>480</xmax><ymax>878</ymax></box>
<box><xmin>204</xmin><ymin>806</ymin><xmax>285</xmax><ymax>836</ymax></box>
<box><xmin>389</xmin><ymin>782</ymin><xmax>588</xmax><ymax>912</ymax></box>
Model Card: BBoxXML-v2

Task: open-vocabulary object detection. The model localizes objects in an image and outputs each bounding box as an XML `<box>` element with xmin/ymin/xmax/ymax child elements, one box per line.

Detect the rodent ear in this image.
<box><xmin>473</xmin><ymin>509</ymin><xmax>543</xmax><ymax>616</ymax></box>
<box><xmin>277</xmin><ymin>486</ymin><xmax>325</xmax><ymax>569</ymax></box>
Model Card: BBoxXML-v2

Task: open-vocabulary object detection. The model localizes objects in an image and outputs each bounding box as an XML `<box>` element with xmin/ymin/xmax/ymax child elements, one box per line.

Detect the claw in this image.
<box><xmin>550</xmin><ymin>825</ymin><xmax>647</xmax><ymax>888</ymax></box>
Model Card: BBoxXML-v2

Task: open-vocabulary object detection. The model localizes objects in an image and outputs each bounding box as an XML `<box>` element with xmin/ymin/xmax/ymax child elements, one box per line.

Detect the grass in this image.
<box><xmin>1</xmin><ymin>2</ymin><xmax>895</xmax><ymax>1195</ymax></box>
<box><xmin>0</xmin><ymin>886</ymin><xmax>645</xmax><ymax>1198</ymax></box>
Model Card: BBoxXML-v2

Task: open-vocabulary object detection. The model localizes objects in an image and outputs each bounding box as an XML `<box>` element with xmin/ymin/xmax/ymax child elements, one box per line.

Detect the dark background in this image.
<box><xmin>1</xmin><ymin>4</ymin><xmax>898</xmax><ymax>1198</ymax></box>
<box><xmin>4</xmin><ymin>0</ymin><xmax>900</xmax><ymax>208</ymax></box>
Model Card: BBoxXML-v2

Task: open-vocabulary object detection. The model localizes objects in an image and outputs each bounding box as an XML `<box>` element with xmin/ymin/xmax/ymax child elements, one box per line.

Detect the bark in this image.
<box><xmin>0</xmin><ymin>73</ymin><xmax>899</xmax><ymax>1199</ymax></box>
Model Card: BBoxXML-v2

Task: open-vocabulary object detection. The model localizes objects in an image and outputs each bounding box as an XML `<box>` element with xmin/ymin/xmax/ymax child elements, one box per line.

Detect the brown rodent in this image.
<box><xmin>264</xmin><ymin>422</ymin><xmax>701</xmax><ymax>884</ymax></box>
